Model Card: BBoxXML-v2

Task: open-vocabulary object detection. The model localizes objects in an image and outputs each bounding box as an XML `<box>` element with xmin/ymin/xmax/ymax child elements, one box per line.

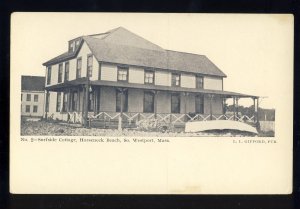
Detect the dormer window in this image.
<box><xmin>69</xmin><ymin>41</ymin><xmax>75</xmax><ymax>52</ymax></box>
<box><xmin>75</xmin><ymin>40</ymin><xmax>80</xmax><ymax>46</ymax></box>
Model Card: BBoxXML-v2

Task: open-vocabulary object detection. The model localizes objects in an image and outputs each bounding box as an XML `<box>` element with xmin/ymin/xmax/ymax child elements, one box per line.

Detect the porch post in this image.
<box><xmin>154</xmin><ymin>90</ymin><xmax>158</xmax><ymax>119</ymax></box>
<box><xmin>77</xmin><ymin>87</ymin><xmax>80</xmax><ymax>113</ymax></box>
<box><xmin>184</xmin><ymin>92</ymin><xmax>188</xmax><ymax>122</ymax></box>
<box><xmin>93</xmin><ymin>88</ymin><xmax>97</xmax><ymax>115</ymax></box>
<box><xmin>236</xmin><ymin>97</ymin><xmax>239</xmax><ymax>120</ymax></box>
<box><xmin>118</xmin><ymin>88</ymin><xmax>123</xmax><ymax>131</ymax></box>
<box><xmin>253</xmin><ymin>97</ymin><xmax>256</xmax><ymax>123</ymax></box>
<box><xmin>82</xmin><ymin>86</ymin><xmax>85</xmax><ymax>125</ymax></box>
<box><xmin>45</xmin><ymin>90</ymin><xmax>49</xmax><ymax>120</ymax></box>
<box><xmin>209</xmin><ymin>94</ymin><xmax>213</xmax><ymax>120</ymax></box>
<box><xmin>233</xmin><ymin>97</ymin><xmax>236</xmax><ymax>121</ymax></box>
<box><xmin>83</xmin><ymin>83</ymin><xmax>89</xmax><ymax>128</ymax></box>
<box><xmin>256</xmin><ymin>97</ymin><xmax>260</xmax><ymax>130</ymax></box>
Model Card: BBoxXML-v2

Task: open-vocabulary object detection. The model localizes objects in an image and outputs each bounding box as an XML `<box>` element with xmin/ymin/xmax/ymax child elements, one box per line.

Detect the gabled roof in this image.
<box><xmin>21</xmin><ymin>76</ymin><xmax>45</xmax><ymax>91</ymax></box>
<box><xmin>43</xmin><ymin>27</ymin><xmax>227</xmax><ymax>77</ymax></box>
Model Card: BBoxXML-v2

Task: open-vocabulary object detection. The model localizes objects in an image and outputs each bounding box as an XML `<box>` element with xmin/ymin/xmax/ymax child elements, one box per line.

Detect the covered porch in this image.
<box><xmin>45</xmin><ymin>78</ymin><xmax>259</xmax><ymax>130</ymax></box>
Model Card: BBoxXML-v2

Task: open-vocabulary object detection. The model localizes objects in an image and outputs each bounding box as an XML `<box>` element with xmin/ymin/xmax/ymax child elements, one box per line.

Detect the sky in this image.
<box><xmin>11</xmin><ymin>13</ymin><xmax>293</xmax><ymax>109</ymax></box>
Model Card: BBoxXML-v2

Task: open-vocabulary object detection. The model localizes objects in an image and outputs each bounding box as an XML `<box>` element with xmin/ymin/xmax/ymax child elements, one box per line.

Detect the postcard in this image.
<box><xmin>10</xmin><ymin>13</ymin><xmax>293</xmax><ymax>194</ymax></box>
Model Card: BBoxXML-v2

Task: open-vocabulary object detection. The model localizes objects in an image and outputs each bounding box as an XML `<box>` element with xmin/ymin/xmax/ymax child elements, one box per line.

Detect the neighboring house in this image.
<box><xmin>42</xmin><ymin>27</ymin><xmax>259</xmax><ymax>127</ymax></box>
<box><xmin>21</xmin><ymin>76</ymin><xmax>45</xmax><ymax>118</ymax></box>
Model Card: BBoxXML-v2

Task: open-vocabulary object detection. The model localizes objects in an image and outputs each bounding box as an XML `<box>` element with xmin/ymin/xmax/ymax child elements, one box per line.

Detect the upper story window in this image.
<box><xmin>34</xmin><ymin>94</ymin><xmax>38</xmax><ymax>102</ymax></box>
<box><xmin>47</xmin><ymin>66</ymin><xmax>51</xmax><ymax>85</ymax></box>
<box><xmin>144</xmin><ymin>70</ymin><xmax>154</xmax><ymax>84</ymax></box>
<box><xmin>117</xmin><ymin>66</ymin><xmax>128</xmax><ymax>82</ymax></box>
<box><xmin>58</xmin><ymin>63</ymin><xmax>63</xmax><ymax>83</ymax></box>
<box><xmin>26</xmin><ymin>94</ymin><xmax>31</xmax><ymax>101</ymax></box>
<box><xmin>87</xmin><ymin>55</ymin><xmax>93</xmax><ymax>77</ymax></box>
<box><xmin>171</xmin><ymin>73</ymin><xmax>180</xmax><ymax>87</ymax></box>
<box><xmin>196</xmin><ymin>75</ymin><xmax>204</xmax><ymax>89</ymax></box>
<box><xmin>64</xmin><ymin>62</ymin><xmax>69</xmax><ymax>82</ymax></box>
<box><xmin>76</xmin><ymin>58</ymin><xmax>82</xmax><ymax>79</ymax></box>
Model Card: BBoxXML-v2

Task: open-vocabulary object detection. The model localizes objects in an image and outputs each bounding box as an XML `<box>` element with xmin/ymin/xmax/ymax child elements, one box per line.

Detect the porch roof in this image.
<box><xmin>45</xmin><ymin>78</ymin><xmax>258</xmax><ymax>98</ymax></box>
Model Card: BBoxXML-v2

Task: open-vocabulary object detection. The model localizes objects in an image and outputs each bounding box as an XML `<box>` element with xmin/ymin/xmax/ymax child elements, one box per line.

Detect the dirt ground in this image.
<box><xmin>21</xmin><ymin>120</ymin><xmax>272</xmax><ymax>137</ymax></box>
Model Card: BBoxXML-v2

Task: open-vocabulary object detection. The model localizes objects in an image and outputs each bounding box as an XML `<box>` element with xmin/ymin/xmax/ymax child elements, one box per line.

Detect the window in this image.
<box><xmin>26</xmin><ymin>94</ymin><xmax>31</xmax><ymax>101</ymax></box>
<box><xmin>76</xmin><ymin>58</ymin><xmax>82</xmax><ymax>78</ymax></box>
<box><xmin>116</xmin><ymin>89</ymin><xmax>128</xmax><ymax>112</ymax></box>
<box><xmin>172</xmin><ymin>73</ymin><xmax>180</xmax><ymax>86</ymax></box>
<box><xmin>117</xmin><ymin>67</ymin><xmax>128</xmax><ymax>82</ymax></box>
<box><xmin>171</xmin><ymin>94</ymin><xmax>180</xmax><ymax>113</ymax></box>
<box><xmin>87</xmin><ymin>55</ymin><xmax>93</xmax><ymax>77</ymax></box>
<box><xmin>34</xmin><ymin>94</ymin><xmax>38</xmax><ymax>102</ymax></box>
<box><xmin>62</xmin><ymin>93</ymin><xmax>68</xmax><ymax>112</ymax></box>
<box><xmin>196</xmin><ymin>75</ymin><xmax>204</xmax><ymax>89</ymax></box>
<box><xmin>144</xmin><ymin>70</ymin><xmax>154</xmax><ymax>84</ymax></box>
<box><xmin>45</xmin><ymin>92</ymin><xmax>50</xmax><ymax>112</ymax></box>
<box><xmin>21</xmin><ymin>94</ymin><xmax>23</xmax><ymax>101</ymax></box>
<box><xmin>195</xmin><ymin>95</ymin><xmax>204</xmax><ymax>114</ymax></box>
<box><xmin>56</xmin><ymin>93</ymin><xmax>62</xmax><ymax>112</ymax></box>
<box><xmin>58</xmin><ymin>64</ymin><xmax>63</xmax><ymax>83</ymax></box>
<box><xmin>71</xmin><ymin>92</ymin><xmax>78</xmax><ymax>111</ymax></box>
<box><xmin>69</xmin><ymin>41</ymin><xmax>76</xmax><ymax>52</ymax></box>
<box><xmin>25</xmin><ymin>105</ymin><xmax>30</xmax><ymax>113</ymax></box>
<box><xmin>64</xmin><ymin>62</ymin><xmax>69</xmax><ymax>82</ymax></box>
<box><xmin>47</xmin><ymin>67</ymin><xmax>51</xmax><ymax>85</ymax></box>
<box><xmin>33</xmin><ymin>105</ymin><xmax>38</xmax><ymax>113</ymax></box>
<box><xmin>144</xmin><ymin>91</ymin><xmax>154</xmax><ymax>113</ymax></box>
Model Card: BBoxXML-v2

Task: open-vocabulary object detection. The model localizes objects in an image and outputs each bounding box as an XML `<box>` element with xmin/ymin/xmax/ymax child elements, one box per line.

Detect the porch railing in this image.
<box><xmin>84</xmin><ymin>112</ymin><xmax>255</xmax><ymax>125</ymax></box>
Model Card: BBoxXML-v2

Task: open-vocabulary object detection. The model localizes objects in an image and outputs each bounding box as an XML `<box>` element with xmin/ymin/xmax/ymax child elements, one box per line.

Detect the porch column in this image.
<box><xmin>236</xmin><ymin>97</ymin><xmax>239</xmax><ymax>120</ymax></box>
<box><xmin>118</xmin><ymin>88</ymin><xmax>123</xmax><ymax>131</ymax></box>
<box><xmin>233</xmin><ymin>97</ymin><xmax>236</xmax><ymax>121</ymax></box>
<box><xmin>223</xmin><ymin>97</ymin><xmax>227</xmax><ymax>115</ymax></box>
<box><xmin>183</xmin><ymin>92</ymin><xmax>188</xmax><ymax>122</ymax></box>
<box><xmin>209</xmin><ymin>94</ymin><xmax>213</xmax><ymax>120</ymax></box>
<box><xmin>256</xmin><ymin>97</ymin><xmax>260</xmax><ymax>129</ymax></box>
<box><xmin>45</xmin><ymin>90</ymin><xmax>49</xmax><ymax>120</ymax></box>
<box><xmin>154</xmin><ymin>90</ymin><xmax>158</xmax><ymax>119</ymax></box>
<box><xmin>253</xmin><ymin>97</ymin><xmax>256</xmax><ymax>123</ymax></box>
<box><xmin>93</xmin><ymin>88</ymin><xmax>97</xmax><ymax>115</ymax></box>
<box><xmin>77</xmin><ymin>87</ymin><xmax>80</xmax><ymax>113</ymax></box>
<box><xmin>83</xmin><ymin>83</ymin><xmax>89</xmax><ymax>128</ymax></box>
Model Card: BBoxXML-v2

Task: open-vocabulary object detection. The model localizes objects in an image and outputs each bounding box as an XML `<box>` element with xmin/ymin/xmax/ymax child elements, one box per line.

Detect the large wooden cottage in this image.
<box><xmin>43</xmin><ymin>27</ymin><xmax>259</xmax><ymax>128</ymax></box>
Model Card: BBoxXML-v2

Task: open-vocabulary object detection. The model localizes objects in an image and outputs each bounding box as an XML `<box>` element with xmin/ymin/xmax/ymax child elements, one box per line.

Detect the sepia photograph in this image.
<box><xmin>19</xmin><ymin>15</ymin><xmax>276</xmax><ymax>137</ymax></box>
<box><xmin>11</xmin><ymin>13</ymin><xmax>293</xmax><ymax>194</ymax></box>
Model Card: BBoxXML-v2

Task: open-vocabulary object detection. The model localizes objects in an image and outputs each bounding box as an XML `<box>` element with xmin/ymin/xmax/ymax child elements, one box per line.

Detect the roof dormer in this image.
<box><xmin>68</xmin><ymin>37</ymin><xmax>82</xmax><ymax>53</ymax></box>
